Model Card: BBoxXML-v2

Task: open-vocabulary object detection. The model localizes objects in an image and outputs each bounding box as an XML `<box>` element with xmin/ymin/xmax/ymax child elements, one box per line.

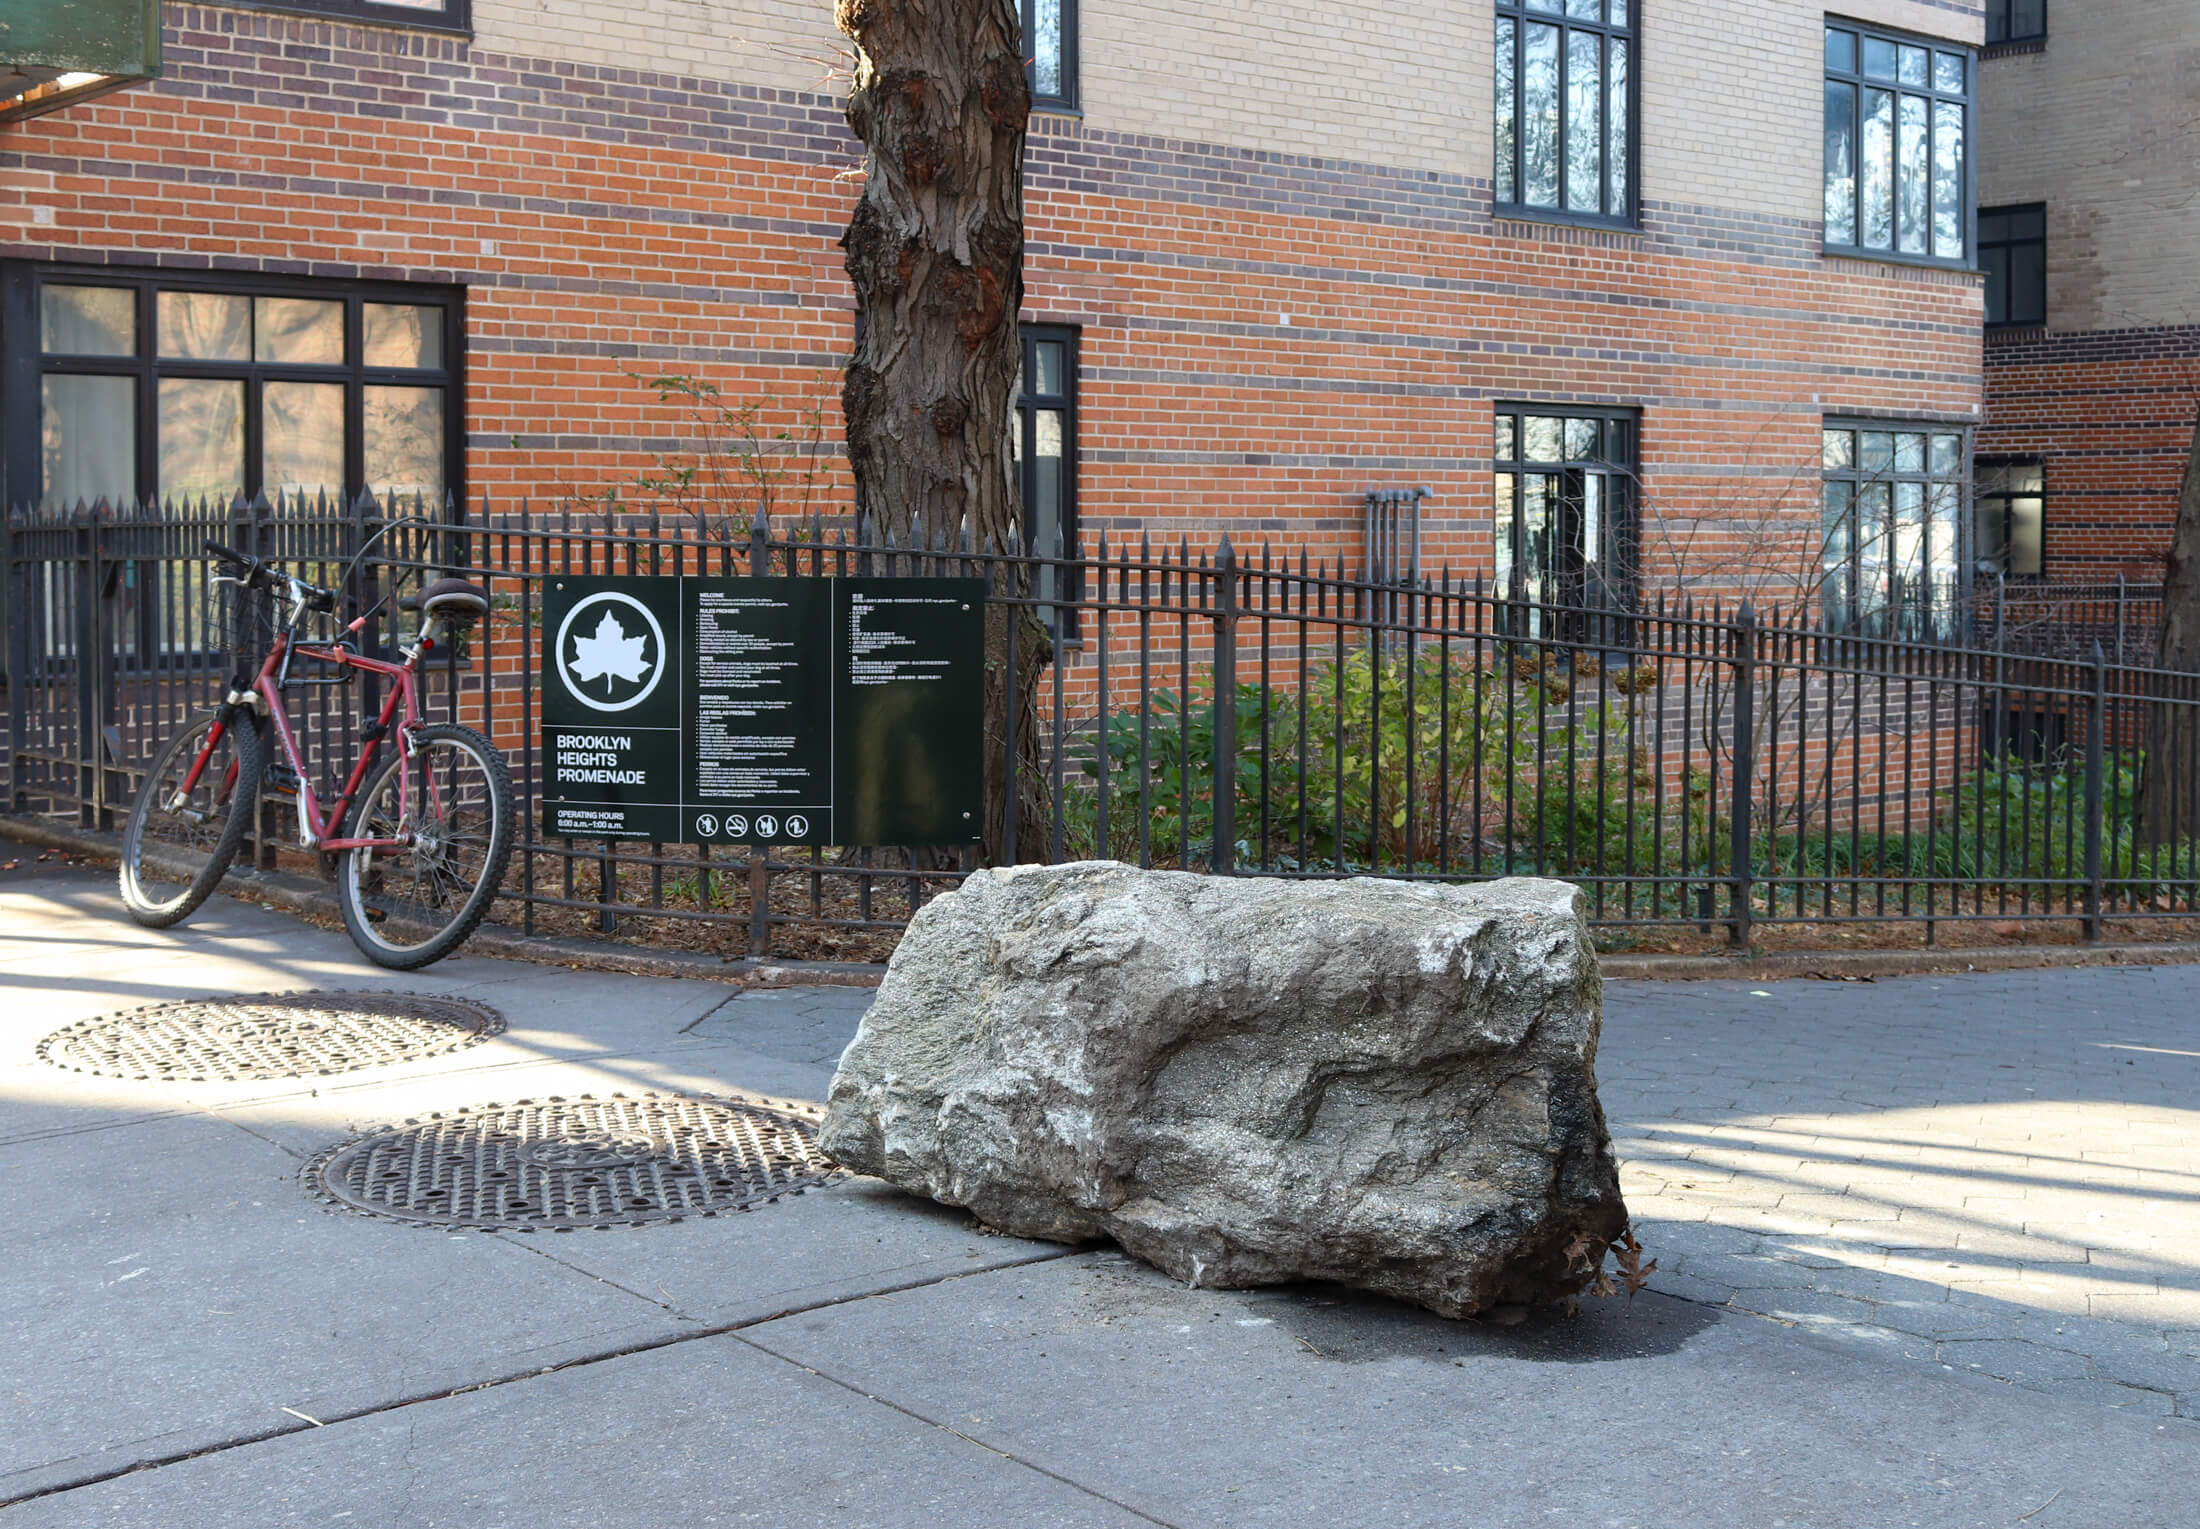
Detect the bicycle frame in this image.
<box><xmin>176</xmin><ymin>593</ymin><xmax>450</xmax><ymax>855</ymax></box>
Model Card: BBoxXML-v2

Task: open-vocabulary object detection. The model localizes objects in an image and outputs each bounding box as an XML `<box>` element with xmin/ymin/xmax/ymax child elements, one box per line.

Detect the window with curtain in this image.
<box><xmin>1974</xmin><ymin>460</ymin><xmax>2044</xmax><ymax>578</ymax></box>
<box><xmin>1495</xmin><ymin>0</ymin><xmax>1635</xmax><ymax>224</ymax></box>
<box><xmin>1025</xmin><ymin>0</ymin><xmax>1077</xmax><ymax>110</ymax></box>
<box><xmin>1820</xmin><ymin>423</ymin><xmax>1967</xmax><ymax>639</ymax></box>
<box><xmin>10</xmin><ymin>267</ymin><xmax>462</xmax><ymax>513</ymax></box>
<box><xmin>1823</xmin><ymin>22</ymin><xmax>1972</xmax><ymax>265</ymax></box>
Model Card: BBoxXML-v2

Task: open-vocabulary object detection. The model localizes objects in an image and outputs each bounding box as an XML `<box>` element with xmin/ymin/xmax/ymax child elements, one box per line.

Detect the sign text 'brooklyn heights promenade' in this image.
<box><xmin>541</xmin><ymin>576</ymin><xmax>986</xmax><ymax>846</ymax></box>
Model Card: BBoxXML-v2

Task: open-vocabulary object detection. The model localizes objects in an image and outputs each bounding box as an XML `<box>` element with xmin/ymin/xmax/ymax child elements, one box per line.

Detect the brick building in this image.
<box><xmin>4</xmin><ymin>1</ymin><xmax>1991</xmax><ymax>635</ymax></box>
<box><xmin>1974</xmin><ymin>0</ymin><xmax>2200</xmax><ymax>586</ymax></box>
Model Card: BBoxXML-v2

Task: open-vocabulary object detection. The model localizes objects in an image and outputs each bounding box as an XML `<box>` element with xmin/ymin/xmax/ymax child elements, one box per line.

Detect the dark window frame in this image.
<box><xmin>1494</xmin><ymin>0</ymin><xmax>1640</xmax><ymax>230</ymax></box>
<box><xmin>1016</xmin><ymin>323</ymin><xmax>1080</xmax><ymax>633</ymax></box>
<box><xmin>1984</xmin><ymin>0</ymin><xmax>2046</xmax><ymax>45</ymax></box>
<box><xmin>3</xmin><ymin>261</ymin><xmax>466</xmax><ymax>514</ymax></box>
<box><xmin>1024</xmin><ymin>0</ymin><xmax>1078</xmax><ymax>112</ymax></box>
<box><xmin>1822</xmin><ymin>19</ymin><xmax>1975</xmax><ymax>269</ymax></box>
<box><xmin>217</xmin><ymin>0</ymin><xmax>471</xmax><ymax>34</ymax></box>
<box><xmin>1974</xmin><ymin>456</ymin><xmax>2046</xmax><ymax>580</ymax></box>
<box><xmin>1819</xmin><ymin>418</ymin><xmax>1971</xmax><ymax>640</ymax></box>
<box><xmin>1492</xmin><ymin>401</ymin><xmax>1641</xmax><ymax>641</ymax></box>
<box><xmin>1979</xmin><ymin>203</ymin><xmax>2047</xmax><ymax>327</ymax></box>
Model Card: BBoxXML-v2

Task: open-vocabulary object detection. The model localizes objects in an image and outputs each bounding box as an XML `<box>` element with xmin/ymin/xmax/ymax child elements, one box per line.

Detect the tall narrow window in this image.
<box><xmin>1985</xmin><ymin>0</ymin><xmax>2046</xmax><ymax>44</ymax></box>
<box><xmin>1024</xmin><ymin>0</ymin><xmax>1077</xmax><ymax>110</ymax></box>
<box><xmin>1494</xmin><ymin>0</ymin><xmax>1635</xmax><ymax>225</ymax></box>
<box><xmin>1820</xmin><ymin>424</ymin><xmax>1967</xmax><ymax>639</ymax></box>
<box><xmin>1975</xmin><ymin>460</ymin><xmax>2044</xmax><ymax>578</ymax></box>
<box><xmin>1824</xmin><ymin>24</ymin><xmax>1972</xmax><ymax>265</ymax></box>
<box><xmin>1014</xmin><ymin>325</ymin><xmax>1078</xmax><ymax>627</ymax></box>
<box><xmin>1980</xmin><ymin>205</ymin><xmax>2046</xmax><ymax>327</ymax></box>
<box><xmin>1493</xmin><ymin>404</ymin><xmax>1638</xmax><ymax>640</ymax></box>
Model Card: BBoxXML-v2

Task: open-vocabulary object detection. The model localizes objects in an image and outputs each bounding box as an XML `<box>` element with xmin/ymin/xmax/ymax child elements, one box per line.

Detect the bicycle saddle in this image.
<box><xmin>401</xmin><ymin>577</ymin><xmax>491</xmax><ymax>624</ymax></box>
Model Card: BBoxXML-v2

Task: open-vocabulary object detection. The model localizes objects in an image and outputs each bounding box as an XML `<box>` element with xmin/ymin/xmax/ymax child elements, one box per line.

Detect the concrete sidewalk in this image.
<box><xmin>1</xmin><ymin>866</ymin><xmax>2194</xmax><ymax>1528</ymax></box>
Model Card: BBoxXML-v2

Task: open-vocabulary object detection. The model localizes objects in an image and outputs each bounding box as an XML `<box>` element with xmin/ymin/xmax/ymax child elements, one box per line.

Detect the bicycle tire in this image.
<box><xmin>118</xmin><ymin>709</ymin><xmax>263</xmax><ymax>928</ymax></box>
<box><xmin>334</xmin><ymin>723</ymin><xmax>514</xmax><ymax>970</ymax></box>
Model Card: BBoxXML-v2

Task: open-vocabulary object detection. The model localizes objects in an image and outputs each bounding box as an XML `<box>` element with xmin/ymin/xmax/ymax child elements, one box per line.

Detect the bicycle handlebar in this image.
<box><xmin>203</xmin><ymin>540</ymin><xmax>335</xmax><ymax>612</ymax></box>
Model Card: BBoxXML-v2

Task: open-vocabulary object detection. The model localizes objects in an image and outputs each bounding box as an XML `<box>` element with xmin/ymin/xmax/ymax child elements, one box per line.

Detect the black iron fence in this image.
<box><xmin>9</xmin><ymin>493</ymin><xmax>2200</xmax><ymax>957</ymax></box>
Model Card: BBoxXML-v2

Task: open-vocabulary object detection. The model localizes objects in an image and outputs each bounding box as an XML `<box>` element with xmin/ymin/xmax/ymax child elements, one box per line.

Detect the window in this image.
<box><xmin>1975</xmin><ymin>460</ymin><xmax>2044</xmax><ymax>578</ymax></box>
<box><xmin>1025</xmin><ymin>0</ymin><xmax>1076</xmax><ymax>110</ymax></box>
<box><xmin>7</xmin><ymin>265</ymin><xmax>463</xmax><ymax>512</ymax></box>
<box><xmin>1820</xmin><ymin>424</ymin><xmax>1967</xmax><ymax>639</ymax></box>
<box><xmin>1496</xmin><ymin>1</ymin><xmax>1635</xmax><ymax>224</ymax></box>
<box><xmin>225</xmin><ymin>0</ymin><xmax>470</xmax><ymax>32</ymax></box>
<box><xmin>1985</xmin><ymin>0</ymin><xmax>2046</xmax><ymax>44</ymax></box>
<box><xmin>1493</xmin><ymin>405</ymin><xmax>1638</xmax><ymax>639</ymax></box>
<box><xmin>1014</xmin><ymin>325</ymin><xmax>1078</xmax><ymax>625</ymax></box>
<box><xmin>1823</xmin><ymin>23</ymin><xmax>1971</xmax><ymax>264</ymax></box>
<box><xmin>1980</xmin><ymin>205</ymin><xmax>2046</xmax><ymax>327</ymax></box>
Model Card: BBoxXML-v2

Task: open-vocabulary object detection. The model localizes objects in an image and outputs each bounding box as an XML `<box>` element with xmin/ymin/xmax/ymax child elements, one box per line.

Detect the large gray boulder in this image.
<box><xmin>821</xmin><ymin>862</ymin><xmax>1628</xmax><ymax>1318</ymax></box>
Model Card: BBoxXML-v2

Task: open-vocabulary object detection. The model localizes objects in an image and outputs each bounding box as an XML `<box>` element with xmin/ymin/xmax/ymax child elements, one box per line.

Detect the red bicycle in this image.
<box><xmin>118</xmin><ymin>540</ymin><xmax>515</xmax><ymax>970</ymax></box>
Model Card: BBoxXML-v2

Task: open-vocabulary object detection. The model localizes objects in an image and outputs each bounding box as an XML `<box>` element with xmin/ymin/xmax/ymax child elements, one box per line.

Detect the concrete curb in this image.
<box><xmin>10</xmin><ymin>814</ymin><xmax>2198</xmax><ymax>988</ymax></box>
<box><xmin>0</xmin><ymin>816</ymin><xmax>881</xmax><ymax>989</ymax></box>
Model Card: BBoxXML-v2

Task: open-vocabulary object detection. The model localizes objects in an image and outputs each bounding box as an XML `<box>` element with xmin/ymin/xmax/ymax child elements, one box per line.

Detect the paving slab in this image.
<box><xmin>0</xmin><ymin>1326</ymin><xmax>1154</xmax><ymax>1529</ymax></box>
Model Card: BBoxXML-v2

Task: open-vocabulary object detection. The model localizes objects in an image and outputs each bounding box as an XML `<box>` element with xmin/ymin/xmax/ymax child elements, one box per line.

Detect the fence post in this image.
<box><xmin>2083</xmin><ymin>640</ymin><xmax>2106</xmax><ymax>942</ymax></box>
<box><xmin>1728</xmin><ymin>603</ymin><xmax>1756</xmax><ymax>952</ymax></box>
<box><xmin>4</xmin><ymin>508</ymin><xmax>21</xmax><ymax>812</ymax></box>
<box><xmin>2114</xmin><ymin>573</ymin><xmax>2127</xmax><ymax>665</ymax></box>
<box><xmin>1211</xmin><ymin>538</ymin><xmax>1237</xmax><ymax>875</ymax></box>
<box><xmin>746</xmin><ymin>512</ymin><xmax>772</xmax><ymax>957</ymax></box>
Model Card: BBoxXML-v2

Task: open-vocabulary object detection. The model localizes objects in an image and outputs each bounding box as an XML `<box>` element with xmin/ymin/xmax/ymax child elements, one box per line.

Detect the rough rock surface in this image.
<box><xmin>822</xmin><ymin>862</ymin><xmax>1629</xmax><ymax>1317</ymax></box>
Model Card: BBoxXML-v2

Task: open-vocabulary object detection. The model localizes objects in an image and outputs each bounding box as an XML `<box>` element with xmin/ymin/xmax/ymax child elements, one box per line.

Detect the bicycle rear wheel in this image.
<box><xmin>334</xmin><ymin>723</ymin><xmax>514</xmax><ymax>970</ymax></box>
<box><xmin>119</xmin><ymin>709</ymin><xmax>263</xmax><ymax>927</ymax></box>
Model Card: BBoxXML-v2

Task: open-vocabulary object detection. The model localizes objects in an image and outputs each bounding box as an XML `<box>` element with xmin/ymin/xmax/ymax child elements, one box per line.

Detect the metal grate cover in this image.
<box><xmin>35</xmin><ymin>991</ymin><xmax>504</xmax><ymax>1082</ymax></box>
<box><xmin>305</xmin><ymin>1092</ymin><xmax>842</xmax><ymax>1231</ymax></box>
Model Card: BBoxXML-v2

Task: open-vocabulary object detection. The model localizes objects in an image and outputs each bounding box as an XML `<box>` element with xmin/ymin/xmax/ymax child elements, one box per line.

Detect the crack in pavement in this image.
<box><xmin>0</xmin><ymin>1246</ymin><xmax>1086</xmax><ymax>1513</ymax></box>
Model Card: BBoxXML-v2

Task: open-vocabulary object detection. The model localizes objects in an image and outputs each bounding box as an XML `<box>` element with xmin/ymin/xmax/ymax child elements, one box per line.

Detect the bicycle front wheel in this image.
<box><xmin>335</xmin><ymin>723</ymin><xmax>514</xmax><ymax>970</ymax></box>
<box><xmin>119</xmin><ymin>709</ymin><xmax>263</xmax><ymax>927</ymax></box>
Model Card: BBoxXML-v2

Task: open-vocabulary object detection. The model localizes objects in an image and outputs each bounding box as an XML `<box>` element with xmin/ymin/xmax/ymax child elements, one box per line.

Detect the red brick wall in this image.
<box><xmin>2</xmin><ymin>5</ymin><xmax>1983</xmax><ymax>594</ymax></box>
<box><xmin>1980</xmin><ymin>327</ymin><xmax>2200</xmax><ymax>581</ymax></box>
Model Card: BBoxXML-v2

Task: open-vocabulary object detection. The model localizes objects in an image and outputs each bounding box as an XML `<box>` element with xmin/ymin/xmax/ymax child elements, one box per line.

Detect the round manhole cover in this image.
<box><xmin>304</xmin><ymin>1092</ymin><xmax>842</xmax><ymax>1231</ymax></box>
<box><xmin>35</xmin><ymin>991</ymin><xmax>504</xmax><ymax>1082</ymax></box>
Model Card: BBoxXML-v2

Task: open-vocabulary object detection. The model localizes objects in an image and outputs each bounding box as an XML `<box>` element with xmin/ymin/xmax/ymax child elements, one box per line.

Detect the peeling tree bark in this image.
<box><xmin>2139</xmin><ymin>410</ymin><xmax>2200</xmax><ymax>845</ymax></box>
<box><xmin>837</xmin><ymin>0</ymin><xmax>1050</xmax><ymax>863</ymax></box>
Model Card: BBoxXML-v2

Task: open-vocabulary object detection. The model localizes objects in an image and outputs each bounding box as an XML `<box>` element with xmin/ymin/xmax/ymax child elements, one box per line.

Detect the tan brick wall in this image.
<box><xmin>1978</xmin><ymin>8</ymin><xmax>2200</xmax><ymax>333</ymax></box>
<box><xmin>467</xmin><ymin>0</ymin><xmax>1981</xmax><ymax>223</ymax></box>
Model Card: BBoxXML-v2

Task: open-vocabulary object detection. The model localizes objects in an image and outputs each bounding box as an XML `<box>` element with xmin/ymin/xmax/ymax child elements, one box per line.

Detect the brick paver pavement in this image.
<box><xmin>1599</xmin><ymin>966</ymin><xmax>2200</xmax><ymax>1420</ymax></box>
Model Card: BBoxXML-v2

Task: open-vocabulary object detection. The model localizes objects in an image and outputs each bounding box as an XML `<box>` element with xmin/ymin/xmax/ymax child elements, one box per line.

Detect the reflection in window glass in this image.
<box><xmin>42</xmin><ymin>286</ymin><xmax>136</xmax><ymax>356</ymax></box>
<box><xmin>158</xmin><ymin>292</ymin><xmax>251</xmax><ymax>360</ymax></box>
<box><xmin>1493</xmin><ymin>404</ymin><xmax>1639</xmax><ymax>639</ymax></box>
<box><xmin>363</xmin><ymin>305</ymin><xmax>443</xmax><ymax>369</ymax></box>
<box><xmin>1976</xmin><ymin>462</ymin><xmax>2045</xmax><ymax>577</ymax></box>
<box><xmin>265</xmin><ymin>381</ymin><xmax>346</xmax><ymax>498</ymax></box>
<box><xmin>1024</xmin><ymin>0</ymin><xmax>1072</xmax><ymax>106</ymax></box>
<box><xmin>159</xmin><ymin>379</ymin><xmax>246</xmax><ymax>504</ymax></box>
<box><xmin>365</xmin><ymin>386</ymin><xmax>446</xmax><ymax>502</ymax></box>
<box><xmin>255</xmin><ymin>298</ymin><xmax>344</xmax><ymax>365</ymax></box>
<box><xmin>1826</xmin><ymin>25</ymin><xmax>1970</xmax><ymax>263</ymax></box>
<box><xmin>40</xmin><ymin>375</ymin><xmax>136</xmax><ymax>506</ymax></box>
<box><xmin>1821</xmin><ymin>424</ymin><xmax>1967</xmax><ymax>637</ymax></box>
<box><xmin>1497</xmin><ymin>0</ymin><xmax>1632</xmax><ymax>220</ymax></box>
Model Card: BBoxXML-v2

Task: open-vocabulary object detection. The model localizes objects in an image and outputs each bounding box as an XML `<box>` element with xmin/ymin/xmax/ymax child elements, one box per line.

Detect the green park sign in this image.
<box><xmin>541</xmin><ymin>575</ymin><xmax>986</xmax><ymax>847</ymax></box>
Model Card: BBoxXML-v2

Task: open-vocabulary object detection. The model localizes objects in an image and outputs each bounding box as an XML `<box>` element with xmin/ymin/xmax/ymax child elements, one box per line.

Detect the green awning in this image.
<box><xmin>0</xmin><ymin>0</ymin><xmax>162</xmax><ymax>121</ymax></box>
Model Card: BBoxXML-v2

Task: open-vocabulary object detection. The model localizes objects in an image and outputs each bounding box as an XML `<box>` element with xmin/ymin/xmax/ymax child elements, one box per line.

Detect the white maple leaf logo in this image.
<box><xmin>568</xmin><ymin>608</ymin><xmax>652</xmax><ymax>694</ymax></box>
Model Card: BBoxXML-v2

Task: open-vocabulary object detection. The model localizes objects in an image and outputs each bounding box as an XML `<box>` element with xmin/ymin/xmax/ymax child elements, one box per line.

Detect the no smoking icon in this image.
<box><xmin>725</xmin><ymin>815</ymin><xmax>750</xmax><ymax>838</ymax></box>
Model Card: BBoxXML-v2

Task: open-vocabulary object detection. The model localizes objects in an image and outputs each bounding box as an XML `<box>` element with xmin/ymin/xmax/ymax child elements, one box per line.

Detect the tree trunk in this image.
<box><xmin>2138</xmin><ymin>409</ymin><xmax>2200</xmax><ymax>844</ymax></box>
<box><xmin>837</xmin><ymin>0</ymin><xmax>1050</xmax><ymax>865</ymax></box>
